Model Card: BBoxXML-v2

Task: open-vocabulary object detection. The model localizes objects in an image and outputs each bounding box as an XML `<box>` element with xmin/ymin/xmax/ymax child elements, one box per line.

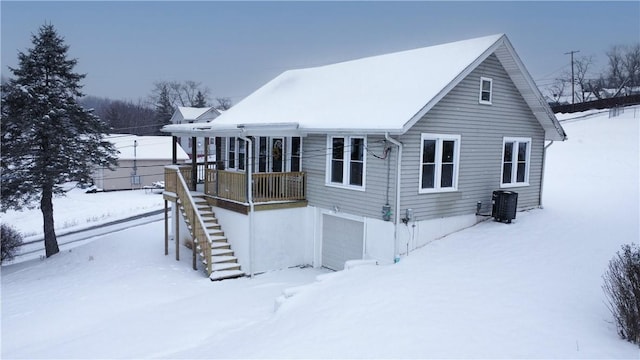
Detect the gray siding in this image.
<box><xmin>398</xmin><ymin>54</ymin><xmax>545</xmax><ymax>221</ymax></box>
<box><xmin>304</xmin><ymin>134</ymin><xmax>398</xmax><ymax>220</ymax></box>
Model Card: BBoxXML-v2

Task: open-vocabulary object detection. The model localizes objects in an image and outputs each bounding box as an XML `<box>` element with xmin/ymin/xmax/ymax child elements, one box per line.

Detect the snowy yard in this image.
<box><xmin>1</xmin><ymin>186</ymin><xmax>165</xmax><ymax>239</ymax></box>
<box><xmin>1</xmin><ymin>107</ymin><xmax>639</xmax><ymax>358</ymax></box>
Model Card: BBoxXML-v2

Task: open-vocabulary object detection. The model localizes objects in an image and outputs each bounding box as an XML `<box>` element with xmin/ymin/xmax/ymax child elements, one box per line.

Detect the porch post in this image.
<box><xmin>175</xmin><ymin>205</ymin><xmax>180</xmax><ymax>261</ymax></box>
<box><xmin>172</xmin><ymin>136</ymin><xmax>177</xmax><ymax>165</ymax></box>
<box><xmin>204</xmin><ymin>138</ymin><xmax>209</xmax><ymax>194</ymax></box>
<box><xmin>191</xmin><ymin>136</ymin><xmax>197</xmax><ymax>190</ymax></box>
<box><xmin>204</xmin><ymin>138</ymin><xmax>209</xmax><ymax>168</ymax></box>
<box><xmin>164</xmin><ymin>199</ymin><xmax>169</xmax><ymax>256</ymax></box>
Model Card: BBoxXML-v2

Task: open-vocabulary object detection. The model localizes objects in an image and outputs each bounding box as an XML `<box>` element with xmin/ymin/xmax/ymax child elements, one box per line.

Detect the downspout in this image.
<box><xmin>239</xmin><ymin>134</ymin><xmax>255</xmax><ymax>278</ymax></box>
<box><xmin>384</xmin><ymin>133</ymin><xmax>402</xmax><ymax>263</ymax></box>
<box><xmin>539</xmin><ymin>140</ymin><xmax>554</xmax><ymax>209</ymax></box>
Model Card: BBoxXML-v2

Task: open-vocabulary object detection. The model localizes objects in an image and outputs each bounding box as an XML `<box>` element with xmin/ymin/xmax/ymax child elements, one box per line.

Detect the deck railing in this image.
<box><xmin>173</xmin><ymin>167</ymin><xmax>213</xmax><ymax>275</ymax></box>
<box><xmin>180</xmin><ymin>166</ymin><xmax>194</xmax><ymax>190</ymax></box>
<box><xmin>205</xmin><ymin>169</ymin><xmax>306</xmax><ymax>203</ymax></box>
<box><xmin>252</xmin><ymin>172</ymin><xmax>306</xmax><ymax>202</ymax></box>
<box><xmin>206</xmin><ymin>169</ymin><xmax>247</xmax><ymax>203</ymax></box>
<box><xmin>196</xmin><ymin>163</ymin><xmax>216</xmax><ymax>183</ymax></box>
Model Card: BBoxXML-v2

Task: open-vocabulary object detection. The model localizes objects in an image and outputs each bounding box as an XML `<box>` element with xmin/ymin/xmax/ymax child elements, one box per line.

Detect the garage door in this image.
<box><xmin>322</xmin><ymin>214</ymin><xmax>364</xmax><ymax>271</ymax></box>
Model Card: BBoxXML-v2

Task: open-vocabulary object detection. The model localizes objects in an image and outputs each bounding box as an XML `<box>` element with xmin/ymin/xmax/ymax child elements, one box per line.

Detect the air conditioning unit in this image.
<box><xmin>492</xmin><ymin>190</ymin><xmax>518</xmax><ymax>223</ymax></box>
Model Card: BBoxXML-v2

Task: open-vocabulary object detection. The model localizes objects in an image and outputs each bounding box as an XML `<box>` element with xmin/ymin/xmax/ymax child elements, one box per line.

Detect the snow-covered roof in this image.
<box><xmin>163</xmin><ymin>34</ymin><xmax>565</xmax><ymax>140</ymax></box>
<box><xmin>170</xmin><ymin>107</ymin><xmax>220</xmax><ymax>124</ymax></box>
<box><xmin>106</xmin><ymin>134</ymin><xmax>189</xmax><ymax>161</ymax></box>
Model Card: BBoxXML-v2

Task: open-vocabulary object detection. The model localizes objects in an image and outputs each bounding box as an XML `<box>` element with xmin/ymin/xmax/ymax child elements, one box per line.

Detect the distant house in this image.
<box><xmin>169</xmin><ymin>107</ymin><xmax>220</xmax><ymax>159</ymax></box>
<box><xmin>161</xmin><ymin>34</ymin><xmax>567</xmax><ymax>280</ymax></box>
<box><xmin>93</xmin><ymin>134</ymin><xmax>188</xmax><ymax>191</ymax></box>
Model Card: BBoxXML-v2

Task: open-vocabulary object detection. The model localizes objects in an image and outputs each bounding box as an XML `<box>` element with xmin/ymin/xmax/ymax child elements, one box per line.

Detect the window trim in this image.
<box><xmin>500</xmin><ymin>137</ymin><xmax>531</xmax><ymax>188</ymax></box>
<box><xmin>325</xmin><ymin>135</ymin><xmax>367</xmax><ymax>191</ymax></box>
<box><xmin>289</xmin><ymin>136</ymin><xmax>302</xmax><ymax>172</ymax></box>
<box><xmin>418</xmin><ymin>133</ymin><xmax>461</xmax><ymax>194</ymax></box>
<box><xmin>227</xmin><ymin>136</ymin><xmax>236</xmax><ymax>170</ymax></box>
<box><xmin>479</xmin><ymin>77</ymin><xmax>493</xmax><ymax>105</ymax></box>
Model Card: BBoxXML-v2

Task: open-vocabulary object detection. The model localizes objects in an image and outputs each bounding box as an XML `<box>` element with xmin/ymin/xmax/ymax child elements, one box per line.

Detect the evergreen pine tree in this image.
<box><xmin>1</xmin><ymin>24</ymin><xmax>118</xmax><ymax>257</ymax></box>
<box><xmin>192</xmin><ymin>90</ymin><xmax>207</xmax><ymax>107</ymax></box>
<box><xmin>154</xmin><ymin>83</ymin><xmax>174</xmax><ymax>135</ymax></box>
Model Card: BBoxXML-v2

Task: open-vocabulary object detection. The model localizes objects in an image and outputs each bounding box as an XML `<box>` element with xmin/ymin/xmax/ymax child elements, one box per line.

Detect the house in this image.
<box><xmin>169</xmin><ymin>106</ymin><xmax>221</xmax><ymax>159</ymax></box>
<box><xmin>160</xmin><ymin>34</ymin><xmax>567</xmax><ymax>280</ymax></box>
<box><xmin>92</xmin><ymin>134</ymin><xmax>188</xmax><ymax>191</ymax></box>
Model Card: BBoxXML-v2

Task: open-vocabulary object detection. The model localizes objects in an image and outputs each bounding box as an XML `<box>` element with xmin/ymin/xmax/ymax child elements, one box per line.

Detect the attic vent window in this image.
<box><xmin>479</xmin><ymin>77</ymin><xmax>493</xmax><ymax>104</ymax></box>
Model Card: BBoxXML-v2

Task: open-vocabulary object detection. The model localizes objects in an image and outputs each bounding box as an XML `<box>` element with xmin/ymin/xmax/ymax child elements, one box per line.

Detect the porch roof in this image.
<box><xmin>162</xmin><ymin>34</ymin><xmax>566</xmax><ymax>141</ymax></box>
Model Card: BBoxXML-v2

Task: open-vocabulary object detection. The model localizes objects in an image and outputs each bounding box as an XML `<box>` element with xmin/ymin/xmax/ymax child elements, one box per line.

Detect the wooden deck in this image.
<box><xmin>165</xmin><ymin>166</ymin><xmax>306</xmax><ymax>213</ymax></box>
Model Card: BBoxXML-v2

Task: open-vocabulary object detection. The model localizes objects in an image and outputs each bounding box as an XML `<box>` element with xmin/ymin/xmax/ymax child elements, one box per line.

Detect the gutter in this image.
<box><xmin>239</xmin><ymin>134</ymin><xmax>255</xmax><ymax>278</ymax></box>
<box><xmin>539</xmin><ymin>140</ymin><xmax>554</xmax><ymax>209</ymax></box>
<box><xmin>384</xmin><ymin>132</ymin><xmax>403</xmax><ymax>263</ymax></box>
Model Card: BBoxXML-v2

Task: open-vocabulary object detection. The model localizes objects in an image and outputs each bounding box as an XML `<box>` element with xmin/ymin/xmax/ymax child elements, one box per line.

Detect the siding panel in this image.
<box><xmin>398</xmin><ymin>54</ymin><xmax>545</xmax><ymax>221</ymax></box>
<box><xmin>304</xmin><ymin>134</ymin><xmax>398</xmax><ymax>220</ymax></box>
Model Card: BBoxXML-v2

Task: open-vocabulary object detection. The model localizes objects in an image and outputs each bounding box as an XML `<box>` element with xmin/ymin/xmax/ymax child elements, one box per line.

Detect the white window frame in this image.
<box><xmin>288</xmin><ymin>136</ymin><xmax>303</xmax><ymax>172</ymax></box>
<box><xmin>251</xmin><ymin>136</ymin><xmax>303</xmax><ymax>173</ymax></box>
<box><xmin>479</xmin><ymin>77</ymin><xmax>493</xmax><ymax>105</ymax></box>
<box><xmin>500</xmin><ymin>137</ymin><xmax>531</xmax><ymax>188</ymax></box>
<box><xmin>326</xmin><ymin>135</ymin><xmax>366</xmax><ymax>191</ymax></box>
<box><xmin>418</xmin><ymin>133</ymin><xmax>461</xmax><ymax>194</ymax></box>
<box><xmin>226</xmin><ymin>136</ymin><xmax>236</xmax><ymax>170</ymax></box>
<box><xmin>226</xmin><ymin>137</ymin><xmax>245</xmax><ymax>171</ymax></box>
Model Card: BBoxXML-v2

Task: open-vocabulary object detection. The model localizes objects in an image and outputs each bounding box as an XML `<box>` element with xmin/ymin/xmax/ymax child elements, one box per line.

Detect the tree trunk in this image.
<box><xmin>41</xmin><ymin>184</ymin><xmax>59</xmax><ymax>257</ymax></box>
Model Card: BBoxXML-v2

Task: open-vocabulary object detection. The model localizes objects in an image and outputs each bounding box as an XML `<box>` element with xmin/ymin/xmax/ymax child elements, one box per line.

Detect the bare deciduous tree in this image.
<box><xmin>573</xmin><ymin>56</ymin><xmax>594</xmax><ymax>102</ymax></box>
<box><xmin>547</xmin><ymin>78</ymin><xmax>566</xmax><ymax>104</ymax></box>
<box><xmin>606</xmin><ymin>44</ymin><xmax>640</xmax><ymax>95</ymax></box>
<box><xmin>606</xmin><ymin>45</ymin><xmax>625</xmax><ymax>89</ymax></box>
<box><xmin>623</xmin><ymin>44</ymin><xmax>640</xmax><ymax>90</ymax></box>
<box><xmin>215</xmin><ymin>97</ymin><xmax>233</xmax><ymax>110</ymax></box>
<box><xmin>150</xmin><ymin>80</ymin><xmax>211</xmax><ymax>108</ymax></box>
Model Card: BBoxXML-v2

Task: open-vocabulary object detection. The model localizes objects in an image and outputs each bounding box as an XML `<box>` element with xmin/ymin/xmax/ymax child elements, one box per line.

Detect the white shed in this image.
<box><xmin>93</xmin><ymin>134</ymin><xmax>189</xmax><ymax>191</ymax></box>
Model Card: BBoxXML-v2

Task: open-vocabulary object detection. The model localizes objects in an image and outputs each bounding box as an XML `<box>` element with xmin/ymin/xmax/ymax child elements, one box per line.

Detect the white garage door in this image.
<box><xmin>322</xmin><ymin>214</ymin><xmax>364</xmax><ymax>271</ymax></box>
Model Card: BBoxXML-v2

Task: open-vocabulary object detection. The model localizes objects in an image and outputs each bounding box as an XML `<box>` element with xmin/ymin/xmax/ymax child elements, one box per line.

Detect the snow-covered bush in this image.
<box><xmin>602</xmin><ymin>243</ymin><xmax>640</xmax><ymax>346</ymax></box>
<box><xmin>1</xmin><ymin>224</ymin><xmax>23</xmax><ymax>263</ymax></box>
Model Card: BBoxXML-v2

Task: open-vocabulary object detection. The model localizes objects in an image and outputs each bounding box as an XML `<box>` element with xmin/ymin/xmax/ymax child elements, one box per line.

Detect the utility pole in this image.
<box><xmin>565</xmin><ymin>50</ymin><xmax>580</xmax><ymax>105</ymax></box>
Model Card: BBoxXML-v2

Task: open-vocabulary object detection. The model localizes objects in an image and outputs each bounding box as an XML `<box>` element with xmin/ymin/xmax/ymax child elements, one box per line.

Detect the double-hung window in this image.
<box><xmin>237</xmin><ymin>138</ymin><xmax>246</xmax><ymax>171</ymax></box>
<box><xmin>501</xmin><ymin>137</ymin><xmax>531</xmax><ymax>187</ymax></box>
<box><xmin>227</xmin><ymin>137</ymin><xmax>236</xmax><ymax>169</ymax></box>
<box><xmin>290</xmin><ymin>137</ymin><xmax>302</xmax><ymax>172</ymax></box>
<box><xmin>327</xmin><ymin>136</ymin><xmax>365</xmax><ymax>189</ymax></box>
<box><xmin>226</xmin><ymin>137</ymin><xmax>246</xmax><ymax>171</ymax></box>
<box><xmin>479</xmin><ymin>77</ymin><xmax>493</xmax><ymax>104</ymax></box>
<box><xmin>419</xmin><ymin>134</ymin><xmax>461</xmax><ymax>193</ymax></box>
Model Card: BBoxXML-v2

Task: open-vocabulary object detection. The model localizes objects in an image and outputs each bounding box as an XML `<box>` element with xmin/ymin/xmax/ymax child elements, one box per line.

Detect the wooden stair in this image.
<box><xmin>178</xmin><ymin>193</ymin><xmax>244</xmax><ymax>281</ymax></box>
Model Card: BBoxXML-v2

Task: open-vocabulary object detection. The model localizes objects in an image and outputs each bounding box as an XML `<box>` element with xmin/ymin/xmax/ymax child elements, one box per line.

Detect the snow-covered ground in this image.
<box><xmin>1</xmin><ymin>107</ymin><xmax>639</xmax><ymax>358</ymax></box>
<box><xmin>1</xmin><ymin>186</ymin><xmax>164</xmax><ymax>239</ymax></box>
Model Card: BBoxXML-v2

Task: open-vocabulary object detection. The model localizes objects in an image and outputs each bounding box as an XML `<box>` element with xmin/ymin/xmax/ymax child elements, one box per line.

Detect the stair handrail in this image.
<box><xmin>174</xmin><ymin>168</ymin><xmax>213</xmax><ymax>276</ymax></box>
